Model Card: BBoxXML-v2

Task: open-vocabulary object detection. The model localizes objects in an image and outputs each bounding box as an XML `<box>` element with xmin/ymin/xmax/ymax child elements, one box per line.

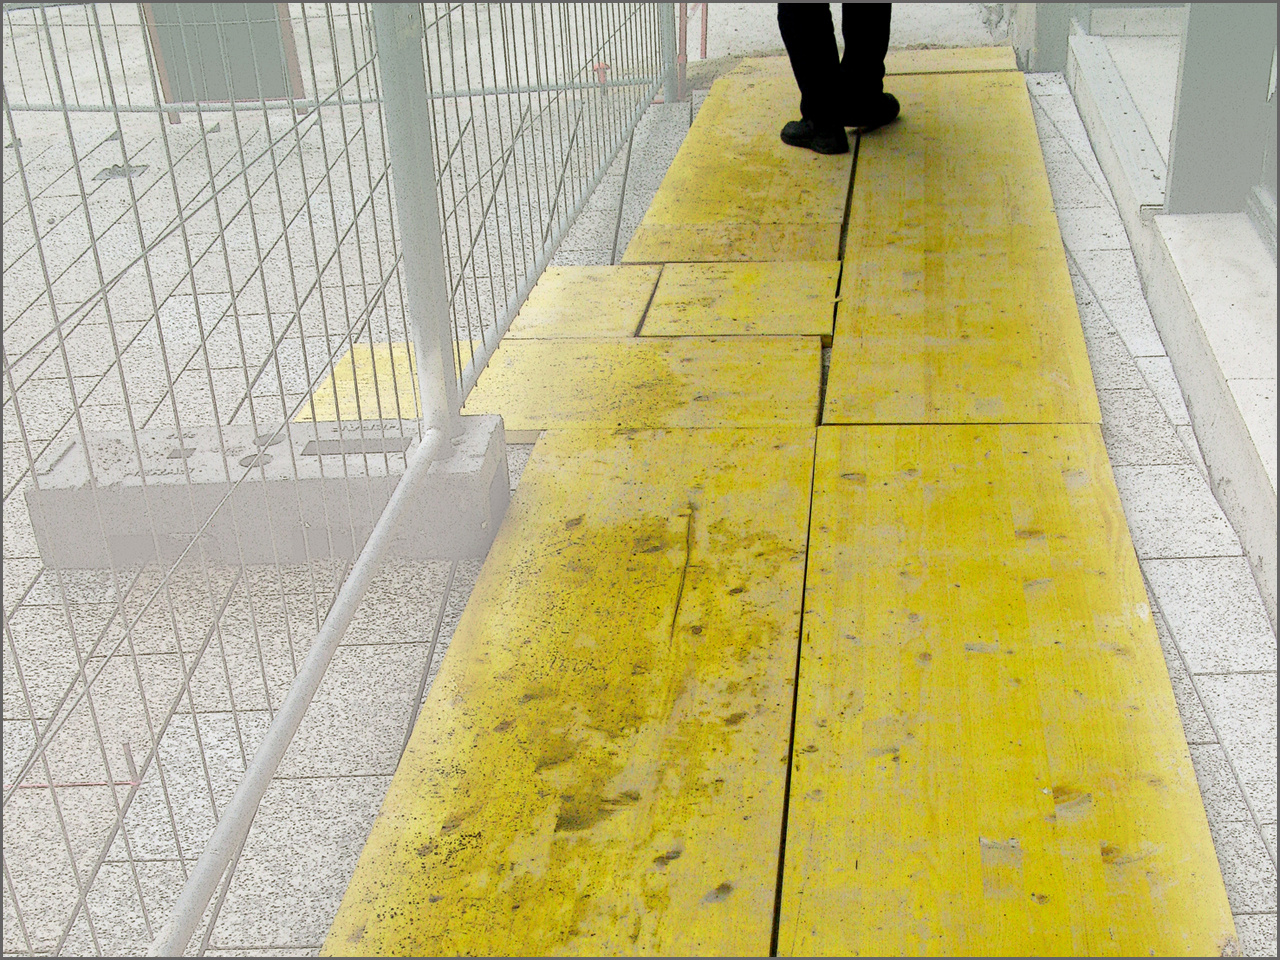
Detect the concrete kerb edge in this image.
<box><xmin>1063</xmin><ymin>34</ymin><xmax>1277</xmax><ymax>635</ymax></box>
<box><xmin>1138</xmin><ymin>220</ymin><xmax>1278</xmax><ymax>635</ymax></box>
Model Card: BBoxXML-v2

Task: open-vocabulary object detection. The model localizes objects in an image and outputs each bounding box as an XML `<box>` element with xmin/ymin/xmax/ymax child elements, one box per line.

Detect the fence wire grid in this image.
<box><xmin>1</xmin><ymin>3</ymin><xmax>664</xmax><ymax>954</ymax></box>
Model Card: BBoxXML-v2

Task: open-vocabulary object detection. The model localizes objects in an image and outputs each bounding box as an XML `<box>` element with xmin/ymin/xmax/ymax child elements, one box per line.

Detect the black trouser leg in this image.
<box><xmin>777</xmin><ymin>3</ymin><xmax>842</xmax><ymax>126</ymax></box>
<box><xmin>840</xmin><ymin>3</ymin><xmax>892</xmax><ymax>100</ymax></box>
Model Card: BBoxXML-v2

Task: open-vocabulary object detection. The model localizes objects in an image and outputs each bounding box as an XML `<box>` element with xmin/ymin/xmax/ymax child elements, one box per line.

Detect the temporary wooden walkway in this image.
<box><xmin>322</xmin><ymin>48</ymin><xmax>1235</xmax><ymax>956</ymax></box>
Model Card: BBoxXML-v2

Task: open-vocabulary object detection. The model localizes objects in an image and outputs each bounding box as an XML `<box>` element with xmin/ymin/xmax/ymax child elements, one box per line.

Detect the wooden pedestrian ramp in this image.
<box><xmin>321</xmin><ymin>48</ymin><xmax>1237</xmax><ymax>956</ymax></box>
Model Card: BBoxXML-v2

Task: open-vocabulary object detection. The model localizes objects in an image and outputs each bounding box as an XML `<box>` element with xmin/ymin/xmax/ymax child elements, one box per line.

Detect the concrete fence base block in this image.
<box><xmin>25</xmin><ymin>416</ymin><xmax>509</xmax><ymax>568</ymax></box>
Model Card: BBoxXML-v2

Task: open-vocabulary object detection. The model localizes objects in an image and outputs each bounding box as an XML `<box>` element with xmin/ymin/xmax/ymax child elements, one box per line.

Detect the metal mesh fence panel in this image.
<box><xmin>1</xmin><ymin>3</ymin><xmax>662</xmax><ymax>954</ymax></box>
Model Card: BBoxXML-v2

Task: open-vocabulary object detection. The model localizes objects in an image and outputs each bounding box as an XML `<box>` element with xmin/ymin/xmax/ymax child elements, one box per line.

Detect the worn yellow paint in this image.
<box><xmin>623</xmin><ymin>58</ymin><xmax>851</xmax><ymax>263</ymax></box>
<box><xmin>824</xmin><ymin>243</ymin><xmax>1100</xmax><ymax>424</ymax></box>
<box><xmin>885</xmin><ymin>44</ymin><xmax>1019</xmax><ymax>75</ymax></box>
<box><xmin>295</xmin><ymin>341</ymin><xmax>420</xmax><ymax>422</ymax></box>
<box><xmin>846</xmin><ymin>72</ymin><xmax>1059</xmax><ymax>254</ymax></box>
<box><xmin>323</xmin><ymin>426</ymin><xmax>817</xmax><ymax>956</ymax></box>
<box><xmin>461</xmin><ymin>336</ymin><xmax>821</xmax><ymax>432</ymax></box>
<box><xmin>623</xmin><ymin>222</ymin><xmax>841</xmax><ymax>263</ymax></box>
<box><xmin>641</xmin><ymin>261</ymin><xmax>839</xmax><ymax>339</ymax></box>
<box><xmin>296</xmin><ymin>340</ymin><xmax>485</xmax><ymax>422</ymax></box>
<box><xmin>778</xmin><ymin>424</ymin><xmax>1236</xmax><ymax>957</ymax></box>
<box><xmin>506</xmin><ymin>265</ymin><xmax>663</xmax><ymax>338</ymax></box>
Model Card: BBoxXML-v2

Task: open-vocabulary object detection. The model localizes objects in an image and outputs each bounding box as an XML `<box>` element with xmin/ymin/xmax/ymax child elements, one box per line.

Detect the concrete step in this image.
<box><xmin>1064</xmin><ymin>28</ymin><xmax>1278</xmax><ymax>631</ymax></box>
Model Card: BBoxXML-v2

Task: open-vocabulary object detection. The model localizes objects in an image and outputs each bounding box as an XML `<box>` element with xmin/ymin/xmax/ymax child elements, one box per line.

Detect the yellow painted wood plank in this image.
<box><xmin>295</xmin><ymin>340</ymin><xmax>486</xmax><ymax>423</ymax></box>
<box><xmin>846</xmin><ymin>72</ymin><xmax>1059</xmax><ymax>253</ymax></box>
<box><xmin>885</xmin><ymin>45</ymin><xmax>1019</xmax><ymax>75</ymax></box>
<box><xmin>294</xmin><ymin>342</ymin><xmax>420</xmax><ymax>422</ymax></box>
<box><xmin>640</xmin><ymin>59</ymin><xmax>851</xmax><ymax>228</ymax></box>
<box><xmin>778</xmin><ymin>424</ymin><xmax>1236</xmax><ymax>957</ymax></box>
<box><xmin>323</xmin><ymin>426</ymin><xmax>817</xmax><ymax>956</ymax></box>
<box><xmin>624</xmin><ymin>58</ymin><xmax>850</xmax><ymax>263</ymax></box>
<box><xmin>823</xmin><ymin>244</ymin><xmax>1100</xmax><ymax>424</ymax></box>
<box><xmin>641</xmin><ymin>262</ymin><xmax>839</xmax><ymax>338</ymax></box>
<box><xmin>462</xmin><ymin>336</ymin><xmax>821</xmax><ymax>431</ymax></box>
<box><xmin>506</xmin><ymin>265</ymin><xmax>662</xmax><ymax>338</ymax></box>
<box><xmin>622</xmin><ymin>222</ymin><xmax>840</xmax><ymax>263</ymax></box>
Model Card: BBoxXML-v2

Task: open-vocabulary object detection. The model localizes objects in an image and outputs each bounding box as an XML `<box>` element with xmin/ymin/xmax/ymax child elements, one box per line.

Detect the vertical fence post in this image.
<box><xmin>677</xmin><ymin>3</ymin><xmax>688</xmax><ymax>102</ymax></box>
<box><xmin>660</xmin><ymin>4</ymin><xmax>678</xmax><ymax>102</ymax></box>
<box><xmin>371</xmin><ymin>3</ymin><xmax>461</xmax><ymax>438</ymax></box>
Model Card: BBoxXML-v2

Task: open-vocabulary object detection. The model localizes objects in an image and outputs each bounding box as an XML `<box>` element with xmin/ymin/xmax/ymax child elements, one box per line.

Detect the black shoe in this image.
<box><xmin>845</xmin><ymin>92</ymin><xmax>900</xmax><ymax>132</ymax></box>
<box><xmin>780</xmin><ymin>118</ymin><xmax>849</xmax><ymax>155</ymax></box>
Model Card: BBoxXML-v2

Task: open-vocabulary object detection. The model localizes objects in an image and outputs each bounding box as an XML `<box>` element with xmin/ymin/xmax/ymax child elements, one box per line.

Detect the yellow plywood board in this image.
<box><xmin>506</xmin><ymin>265</ymin><xmax>663</xmax><ymax>338</ymax></box>
<box><xmin>885</xmin><ymin>45</ymin><xmax>1020</xmax><ymax>75</ymax></box>
<box><xmin>294</xmin><ymin>342</ymin><xmax>420</xmax><ymax>422</ymax></box>
<box><xmin>622</xmin><ymin>222</ymin><xmax>840</xmax><ymax>263</ymax></box>
<box><xmin>641</xmin><ymin>59</ymin><xmax>852</xmax><ymax>227</ymax></box>
<box><xmin>823</xmin><ymin>244</ymin><xmax>1100</xmax><ymax>424</ymax></box>
<box><xmin>324</xmin><ymin>426</ymin><xmax>817</xmax><ymax>956</ymax></box>
<box><xmin>462</xmin><ymin>336</ymin><xmax>821</xmax><ymax>431</ymax></box>
<box><xmin>778</xmin><ymin>424</ymin><xmax>1235</xmax><ymax>957</ymax></box>
<box><xmin>641</xmin><ymin>261</ymin><xmax>840</xmax><ymax>338</ymax></box>
<box><xmin>847</xmin><ymin>72</ymin><xmax>1059</xmax><ymax>253</ymax></box>
<box><xmin>295</xmin><ymin>340</ymin><xmax>485</xmax><ymax>423</ymax></box>
<box><xmin>624</xmin><ymin>58</ymin><xmax>850</xmax><ymax>263</ymax></box>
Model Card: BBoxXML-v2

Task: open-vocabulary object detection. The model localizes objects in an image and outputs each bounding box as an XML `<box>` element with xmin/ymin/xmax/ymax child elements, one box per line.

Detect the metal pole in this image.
<box><xmin>660</xmin><ymin>3</ymin><xmax>677</xmax><ymax>102</ymax></box>
<box><xmin>371</xmin><ymin>3</ymin><xmax>461</xmax><ymax>437</ymax></box>
<box><xmin>147</xmin><ymin>428</ymin><xmax>447</xmax><ymax>956</ymax></box>
<box><xmin>677</xmin><ymin>3</ymin><xmax>688</xmax><ymax>102</ymax></box>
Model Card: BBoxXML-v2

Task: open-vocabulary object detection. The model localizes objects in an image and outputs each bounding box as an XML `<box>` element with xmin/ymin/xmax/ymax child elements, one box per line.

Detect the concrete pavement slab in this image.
<box><xmin>1195</xmin><ymin>672</ymin><xmax>1279</xmax><ymax>826</ymax></box>
<box><xmin>1234</xmin><ymin>914</ymin><xmax>1279</xmax><ymax>959</ymax></box>
<box><xmin>1080</xmin><ymin>309</ymin><xmax>1148</xmax><ymax>390</ymax></box>
<box><xmin>1097</xmin><ymin>388</ymin><xmax>1194</xmax><ymax>467</ymax></box>
<box><xmin>1206</xmin><ymin>819</ymin><xmax>1277</xmax><ymax>915</ymax></box>
<box><xmin>1177</xmin><ymin>424</ymin><xmax>1212</xmax><ymax>482</ymax></box>
<box><xmin>1112</xmin><ymin>464</ymin><xmax>1241</xmax><ymax>559</ymax></box>
<box><xmin>1143</xmin><ymin>557</ymin><xmax>1277</xmax><ymax>675</ymax></box>
<box><xmin>1040</xmin><ymin>136</ymin><xmax>1119</xmax><ymax>209</ymax></box>
<box><xmin>209</xmin><ymin>775</ymin><xmax>392</xmax><ymax>950</ymax></box>
<box><xmin>274</xmin><ymin>643</ymin><xmax>427</xmax><ymax>779</ymax></box>
<box><xmin>1069</xmin><ymin>249</ymin><xmax>1168</xmax><ymax>357</ymax></box>
<box><xmin>1191</xmin><ymin>743</ymin><xmax>1258</xmax><ymax>825</ymax></box>
<box><xmin>1135</xmin><ymin>355</ymin><xmax>1193</xmax><ymax>425</ymax></box>
<box><xmin>1055</xmin><ymin>204</ymin><xmax>1129</xmax><ymax>251</ymax></box>
<box><xmin>1153</xmin><ymin>602</ymin><xmax>1217</xmax><ymax>743</ymax></box>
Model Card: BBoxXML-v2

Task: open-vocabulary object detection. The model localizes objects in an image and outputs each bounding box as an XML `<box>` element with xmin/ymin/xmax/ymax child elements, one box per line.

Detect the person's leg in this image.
<box><xmin>778</xmin><ymin>3</ymin><xmax>842</xmax><ymax>126</ymax></box>
<box><xmin>777</xmin><ymin>4</ymin><xmax>848</xmax><ymax>153</ymax></box>
<box><xmin>839</xmin><ymin>2</ymin><xmax>890</xmax><ymax>98</ymax></box>
<box><xmin>839</xmin><ymin>3</ymin><xmax>898</xmax><ymax>130</ymax></box>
